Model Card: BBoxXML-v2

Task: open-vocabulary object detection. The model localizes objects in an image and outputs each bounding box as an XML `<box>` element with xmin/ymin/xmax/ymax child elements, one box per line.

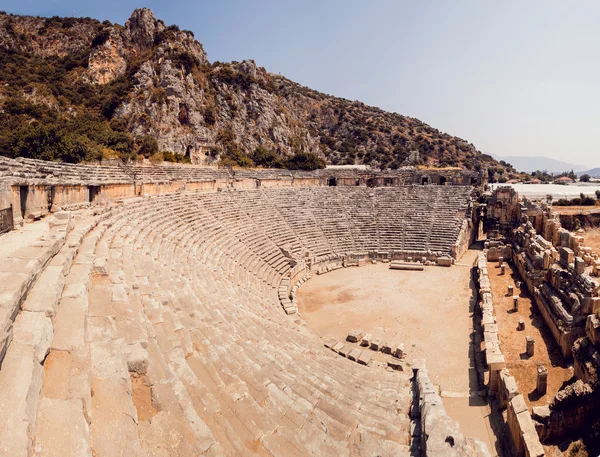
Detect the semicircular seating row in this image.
<box><xmin>7</xmin><ymin>186</ymin><xmax>471</xmax><ymax>457</ymax></box>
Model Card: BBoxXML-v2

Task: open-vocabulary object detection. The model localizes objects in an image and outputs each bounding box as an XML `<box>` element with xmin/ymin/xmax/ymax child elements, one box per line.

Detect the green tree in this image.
<box><xmin>580</xmin><ymin>174</ymin><xmax>591</xmax><ymax>182</ymax></box>
<box><xmin>137</xmin><ymin>136</ymin><xmax>158</xmax><ymax>158</ymax></box>
<box><xmin>285</xmin><ymin>152</ymin><xmax>326</xmax><ymax>170</ymax></box>
<box><xmin>251</xmin><ymin>147</ymin><xmax>283</xmax><ymax>168</ymax></box>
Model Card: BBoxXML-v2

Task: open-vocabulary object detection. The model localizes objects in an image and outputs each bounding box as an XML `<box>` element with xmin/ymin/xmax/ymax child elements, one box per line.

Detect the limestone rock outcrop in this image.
<box><xmin>0</xmin><ymin>8</ymin><xmax>499</xmax><ymax>170</ymax></box>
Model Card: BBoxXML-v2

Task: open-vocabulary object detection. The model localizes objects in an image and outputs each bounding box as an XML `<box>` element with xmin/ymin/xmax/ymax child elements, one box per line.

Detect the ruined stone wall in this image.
<box><xmin>533</xmin><ymin>378</ymin><xmax>600</xmax><ymax>442</ymax></box>
<box><xmin>414</xmin><ymin>359</ymin><xmax>491</xmax><ymax>457</ymax></box>
<box><xmin>186</xmin><ymin>180</ymin><xmax>218</xmax><ymax>192</ymax></box>
<box><xmin>51</xmin><ymin>185</ymin><xmax>89</xmax><ymax>211</ymax></box>
<box><xmin>473</xmin><ymin>252</ymin><xmax>545</xmax><ymax>457</ymax></box>
<box><xmin>292</xmin><ymin>177</ymin><xmax>320</xmax><ymax>187</ymax></box>
<box><xmin>452</xmin><ymin>219</ymin><xmax>474</xmax><ymax>260</ymax></box>
<box><xmin>0</xmin><ymin>181</ymin><xmax>11</xmax><ymax>210</ymax></box>
<box><xmin>487</xmin><ymin>187</ymin><xmax>521</xmax><ymax>233</ymax></box>
<box><xmin>512</xmin><ymin>218</ymin><xmax>600</xmax><ymax>357</ymax></box>
<box><xmin>532</xmin><ymin>314</ymin><xmax>600</xmax><ymax>441</ymax></box>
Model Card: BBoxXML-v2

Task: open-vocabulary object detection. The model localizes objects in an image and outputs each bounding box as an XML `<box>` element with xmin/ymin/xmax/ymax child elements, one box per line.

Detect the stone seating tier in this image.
<box><xmin>0</xmin><ymin>185</ymin><xmax>473</xmax><ymax>457</ymax></box>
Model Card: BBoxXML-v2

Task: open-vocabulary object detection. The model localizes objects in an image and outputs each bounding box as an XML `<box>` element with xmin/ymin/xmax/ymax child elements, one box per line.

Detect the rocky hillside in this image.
<box><xmin>0</xmin><ymin>8</ymin><xmax>500</xmax><ymax>171</ymax></box>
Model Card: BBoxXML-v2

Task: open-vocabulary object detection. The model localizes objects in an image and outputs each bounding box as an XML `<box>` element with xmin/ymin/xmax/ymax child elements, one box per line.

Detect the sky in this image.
<box><xmin>4</xmin><ymin>1</ymin><xmax>600</xmax><ymax>168</ymax></box>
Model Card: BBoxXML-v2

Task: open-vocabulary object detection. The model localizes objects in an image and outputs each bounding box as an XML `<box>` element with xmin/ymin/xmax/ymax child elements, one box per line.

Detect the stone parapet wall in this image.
<box><xmin>452</xmin><ymin>219</ymin><xmax>474</xmax><ymax>260</ymax></box>
<box><xmin>473</xmin><ymin>252</ymin><xmax>545</xmax><ymax>457</ymax></box>
<box><xmin>474</xmin><ymin>252</ymin><xmax>505</xmax><ymax>389</ymax></box>
<box><xmin>413</xmin><ymin>359</ymin><xmax>491</xmax><ymax>457</ymax></box>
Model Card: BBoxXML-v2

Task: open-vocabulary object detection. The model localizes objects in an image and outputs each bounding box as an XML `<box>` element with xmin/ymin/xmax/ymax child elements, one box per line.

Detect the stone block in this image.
<box><xmin>126</xmin><ymin>342</ymin><xmax>149</xmax><ymax>375</ymax></box>
<box><xmin>559</xmin><ymin>247</ymin><xmax>575</xmax><ymax>266</ymax></box>
<box><xmin>21</xmin><ymin>266</ymin><xmax>64</xmax><ymax>318</ymax></box>
<box><xmin>357</xmin><ymin>351</ymin><xmax>372</xmax><ymax>366</ymax></box>
<box><xmin>436</xmin><ymin>257</ymin><xmax>453</xmax><ymax>267</ymax></box>
<box><xmin>381</xmin><ymin>342</ymin><xmax>393</xmax><ymax>354</ymax></box>
<box><xmin>531</xmin><ymin>405</ymin><xmax>550</xmax><ymax>424</ymax></box>
<box><xmin>499</xmin><ymin>370</ymin><xmax>519</xmax><ymax>407</ymax></box>
<box><xmin>586</xmin><ymin>314</ymin><xmax>600</xmax><ymax>345</ymax></box>
<box><xmin>332</xmin><ymin>342</ymin><xmax>344</xmax><ymax>353</ymax></box>
<box><xmin>12</xmin><ymin>311</ymin><xmax>53</xmax><ymax>363</ymax></box>
<box><xmin>346</xmin><ymin>329</ymin><xmax>364</xmax><ymax>343</ymax></box>
<box><xmin>393</xmin><ymin>344</ymin><xmax>405</xmax><ymax>359</ymax></box>
<box><xmin>93</xmin><ymin>258</ymin><xmax>108</xmax><ymax>276</ymax></box>
<box><xmin>360</xmin><ymin>333</ymin><xmax>372</xmax><ymax>347</ymax></box>
<box><xmin>575</xmin><ymin>257</ymin><xmax>585</xmax><ymax>275</ymax></box>
<box><xmin>348</xmin><ymin>348</ymin><xmax>362</xmax><ymax>362</ymax></box>
<box><xmin>370</xmin><ymin>338</ymin><xmax>383</xmax><ymax>351</ymax></box>
<box><xmin>387</xmin><ymin>359</ymin><xmax>404</xmax><ymax>371</ymax></box>
<box><xmin>338</xmin><ymin>345</ymin><xmax>351</xmax><ymax>358</ymax></box>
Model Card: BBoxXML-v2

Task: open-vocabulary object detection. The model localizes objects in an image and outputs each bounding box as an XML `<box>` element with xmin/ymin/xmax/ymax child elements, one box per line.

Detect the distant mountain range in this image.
<box><xmin>491</xmin><ymin>154</ymin><xmax>595</xmax><ymax>174</ymax></box>
<box><xmin>578</xmin><ymin>168</ymin><xmax>600</xmax><ymax>178</ymax></box>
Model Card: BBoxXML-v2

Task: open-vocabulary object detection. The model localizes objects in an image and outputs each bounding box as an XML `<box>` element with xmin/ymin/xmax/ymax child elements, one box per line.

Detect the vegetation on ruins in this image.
<box><xmin>0</xmin><ymin>10</ymin><xmax>504</xmax><ymax>172</ymax></box>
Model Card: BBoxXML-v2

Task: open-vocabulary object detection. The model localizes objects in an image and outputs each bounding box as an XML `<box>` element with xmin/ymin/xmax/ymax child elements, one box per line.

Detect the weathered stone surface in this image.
<box><xmin>51</xmin><ymin>296</ymin><xmax>87</xmax><ymax>351</ymax></box>
<box><xmin>0</xmin><ymin>342</ymin><xmax>43</xmax><ymax>457</ymax></box>
<box><xmin>35</xmin><ymin>397</ymin><xmax>92</xmax><ymax>457</ymax></box>
<box><xmin>12</xmin><ymin>311</ymin><xmax>53</xmax><ymax>363</ymax></box>
<box><xmin>21</xmin><ymin>266</ymin><xmax>65</xmax><ymax>318</ymax></box>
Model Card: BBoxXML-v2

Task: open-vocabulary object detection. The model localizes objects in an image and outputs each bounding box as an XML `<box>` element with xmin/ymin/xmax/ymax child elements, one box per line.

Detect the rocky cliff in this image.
<box><xmin>0</xmin><ymin>8</ymin><xmax>499</xmax><ymax>171</ymax></box>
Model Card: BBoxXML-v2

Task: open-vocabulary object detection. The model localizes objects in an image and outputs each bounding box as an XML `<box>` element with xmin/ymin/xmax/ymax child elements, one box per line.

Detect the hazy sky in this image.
<box><xmin>4</xmin><ymin>1</ymin><xmax>600</xmax><ymax>167</ymax></box>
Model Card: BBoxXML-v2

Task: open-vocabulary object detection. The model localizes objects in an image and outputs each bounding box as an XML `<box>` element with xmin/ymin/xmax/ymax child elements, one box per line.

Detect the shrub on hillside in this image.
<box><xmin>136</xmin><ymin>135</ymin><xmax>159</xmax><ymax>158</ymax></box>
<box><xmin>285</xmin><ymin>151</ymin><xmax>326</xmax><ymax>170</ymax></box>
<box><xmin>252</xmin><ymin>147</ymin><xmax>283</xmax><ymax>168</ymax></box>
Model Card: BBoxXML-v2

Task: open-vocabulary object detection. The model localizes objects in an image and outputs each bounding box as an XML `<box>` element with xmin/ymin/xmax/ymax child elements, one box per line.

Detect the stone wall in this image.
<box><xmin>473</xmin><ymin>252</ymin><xmax>545</xmax><ymax>457</ymax></box>
<box><xmin>413</xmin><ymin>359</ymin><xmax>491</xmax><ymax>457</ymax></box>
<box><xmin>533</xmin><ymin>379</ymin><xmax>600</xmax><ymax>442</ymax></box>
<box><xmin>452</xmin><ymin>219</ymin><xmax>474</xmax><ymax>260</ymax></box>
<box><xmin>512</xmin><ymin>217</ymin><xmax>600</xmax><ymax>357</ymax></box>
<box><xmin>533</xmin><ymin>314</ymin><xmax>600</xmax><ymax>441</ymax></box>
<box><xmin>506</xmin><ymin>394</ymin><xmax>545</xmax><ymax>457</ymax></box>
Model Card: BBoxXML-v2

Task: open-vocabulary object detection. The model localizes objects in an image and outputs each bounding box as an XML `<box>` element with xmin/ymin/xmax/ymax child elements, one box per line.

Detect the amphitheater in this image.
<box><xmin>2</xmin><ymin>157</ymin><xmax>600</xmax><ymax>457</ymax></box>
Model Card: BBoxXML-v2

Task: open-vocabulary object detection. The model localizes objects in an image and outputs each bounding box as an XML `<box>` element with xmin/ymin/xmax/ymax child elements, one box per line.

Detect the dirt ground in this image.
<box><xmin>487</xmin><ymin>261</ymin><xmax>572</xmax><ymax>409</ymax></box>
<box><xmin>131</xmin><ymin>375</ymin><xmax>157</xmax><ymax>422</ymax></box>
<box><xmin>581</xmin><ymin>227</ymin><xmax>600</xmax><ymax>254</ymax></box>
<box><xmin>550</xmin><ymin>206</ymin><xmax>600</xmax><ymax>216</ymax></box>
<box><xmin>297</xmin><ymin>250</ymin><xmax>500</xmax><ymax>456</ymax></box>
